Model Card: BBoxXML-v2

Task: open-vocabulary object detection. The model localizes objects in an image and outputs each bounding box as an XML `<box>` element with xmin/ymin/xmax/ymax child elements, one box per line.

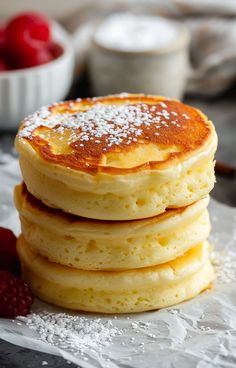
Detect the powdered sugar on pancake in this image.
<box><xmin>19</xmin><ymin>98</ymin><xmax>190</xmax><ymax>150</ymax></box>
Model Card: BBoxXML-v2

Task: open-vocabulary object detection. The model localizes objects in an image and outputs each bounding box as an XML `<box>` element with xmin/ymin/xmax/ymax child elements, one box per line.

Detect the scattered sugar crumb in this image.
<box><xmin>199</xmin><ymin>326</ymin><xmax>211</xmax><ymax>331</ymax></box>
<box><xmin>147</xmin><ymin>333</ymin><xmax>157</xmax><ymax>338</ymax></box>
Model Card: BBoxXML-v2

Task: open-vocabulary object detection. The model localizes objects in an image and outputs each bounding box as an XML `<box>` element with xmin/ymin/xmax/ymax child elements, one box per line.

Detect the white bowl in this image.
<box><xmin>0</xmin><ymin>21</ymin><xmax>74</xmax><ymax>130</ymax></box>
<box><xmin>89</xmin><ymin>21</ymin><xmax>190</xmax><ymax>100</ymax></box>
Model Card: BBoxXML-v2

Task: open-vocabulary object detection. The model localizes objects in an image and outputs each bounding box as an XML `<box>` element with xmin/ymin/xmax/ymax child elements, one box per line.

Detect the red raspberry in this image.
<box><xmin>0</xmin><ymin>26</ymin><xmax>6</xmax><ymax>51</ymax></box>
<box><xmin>0</xmin><ymin>227</ymin><xmax>17</xmax><ymax>255</ymax></box>
<box><xmin>0</xmin><ymin>26</ymin><xmax>14</xmax><ymax>69</ymax></box>
<box><xmin>15</xmin><ymin>46</ymin><xmax>54</xmax><ymax>69</ymax></box>
<box><xmin>0</xmin><ymin>271</ymin><xmax>33</xmax><ymax>318</ymax></box>
<box><xmin>6</xmin><ymin>12</ymin><xmax>51</xmax><ymax>69</ymax></box>
<box><xmin>47</xmin><ymin>41</ymin><xmax>63</xmax><ymax>59</ymax></box>
<box><xmin>0</xmin><ymin>58</ymin><xmax>8</xmax><ymax>71</ymax></box>
<box><xmin>0</xmin><ymin>227</ymin><xmax>20</xmax><ymax>274</ymax></box>
<box><xmin>0</xmin><ymin>26</ymin><xmax>10</xmax><ymax>65</ymax></box>
<box><xmin>6</xmin><ymin>12</ymin><xmax>50</xmax><ymax>49</ymax></box>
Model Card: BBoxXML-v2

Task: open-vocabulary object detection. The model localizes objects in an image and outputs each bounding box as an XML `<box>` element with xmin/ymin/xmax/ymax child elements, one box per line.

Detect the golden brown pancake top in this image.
<box><xmin>17</xmin><ymin>94</ymin><xmax>212</xmax><ymax>174</ymax></box>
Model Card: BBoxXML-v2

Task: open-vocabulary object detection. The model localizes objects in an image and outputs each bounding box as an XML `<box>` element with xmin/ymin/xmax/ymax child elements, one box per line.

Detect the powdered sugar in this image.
<box><xmin>211</xmin><ymin>249</ymin><xmax>236</xmax><ymax>284</ymax></box>
<box><xmin>209</xmin><ymin>206</ymin><xmax>236</xmax><ymax>284</ymax></box>
<box><xmin>94</xmin><ymin>13</ymin><xmax>178</xmax><ymax>52</ymax></box>
<box><xmin>18</xmin><ymin>312</ymin><xmax>122</xmax><ymax>356</ymax></box>
<box><xmin>19</xmin><ymin>98</ymin><xmax>189</xmax><ymax>149</ymax></box>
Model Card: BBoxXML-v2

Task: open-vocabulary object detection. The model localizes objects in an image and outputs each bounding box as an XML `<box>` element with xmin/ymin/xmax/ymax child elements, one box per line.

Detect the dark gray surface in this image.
<box><xmin>0</xmin><ymin>340</ymin><xmax>75</xmax><ymax>368</ymax></box>
<box><xmin>0</xmin><ymin>89</ymin><xmax>236</xmax><ymax>368</ymax></box>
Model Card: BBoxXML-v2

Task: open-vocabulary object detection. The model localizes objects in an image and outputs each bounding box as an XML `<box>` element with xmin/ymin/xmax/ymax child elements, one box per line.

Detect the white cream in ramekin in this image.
<box><xmin>89</xmin><ymin>13</ymin><xmax>190</xmax><ymax>99</ymax></box>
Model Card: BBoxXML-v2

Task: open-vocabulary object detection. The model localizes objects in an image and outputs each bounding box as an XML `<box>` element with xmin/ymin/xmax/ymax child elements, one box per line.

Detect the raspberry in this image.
<box><xmin>47</xmin><ymin>41</ymin><xmax>63</xmax><ymax>59</ymax></box>
<box><xmin>15</xmin><ymin>46</ymin><xmax>54</xmax><ymax>69</ymax></box>
<box><xmin>0</xmin><ymin>26</ymin><xmax>10</xmax><ymax>69</ymax></box>
<box><xmin>6</xmin><ymin>12</ymin><xmax>51</xmax><ymax>69</ymax></box>
<box><xmin>0</xmin><ymin>271</ymin><xmax>33</xmax><ymax>318</ymax></box>
<box><xmin>0</xmin><ymin>227</ymin><xmax>20</xmax><ymax>274</ymax></box>
<box><xmin>0</xmin><ymin>58</ymin><xmax>8</xmax><ymax>71</ymax></box>
<box><xmin>0</xmin><ymin>227</ymin><xmax>17</xmax><ymax>255</ymax></box>
<box><xmin>6</xmin><ymin>12</ymin><xmax>50</xmax><ymax>49</ymax></box>
<box><xmin>0</xmin><ymin>26</ymin><xmax>6</xmax><ymax>51</ymax></box>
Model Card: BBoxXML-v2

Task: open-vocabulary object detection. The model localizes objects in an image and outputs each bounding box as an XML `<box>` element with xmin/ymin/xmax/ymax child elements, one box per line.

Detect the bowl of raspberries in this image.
<box><xmin>0</xmin><ymin>12</ymin><xmax>74</xmax><ymax>129</ymax></box>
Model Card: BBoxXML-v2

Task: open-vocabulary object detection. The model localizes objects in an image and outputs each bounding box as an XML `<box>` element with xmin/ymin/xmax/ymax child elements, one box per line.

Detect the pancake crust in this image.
<box><xmin>17</xmin><ymin>236</ymin><xmax>214</xmax><ymax>314</ymax></box>
<box><xmin>15</xmin><ymin>94</ymin><xmax>217</xmax><ymax>220</ymax></box>
<box><xmin>15</xmin><ymin>183</ymin><xmax>211</xmax><ymax>270</ymax></box>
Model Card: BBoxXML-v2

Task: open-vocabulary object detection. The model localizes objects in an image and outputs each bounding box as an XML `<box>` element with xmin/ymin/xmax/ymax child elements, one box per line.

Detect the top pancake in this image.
<box><xmin>15</xmin><ymin>94</ymin><xmax>217</xmax><ymax>220</ymax></box>
<box><xmin>16</xmin><ymin>94</ymin><xmax>215</xmax><ymax>174</ymax></box>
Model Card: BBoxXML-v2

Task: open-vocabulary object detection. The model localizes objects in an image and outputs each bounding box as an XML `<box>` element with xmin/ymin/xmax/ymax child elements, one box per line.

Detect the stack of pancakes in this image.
<box><xmin>15</xmin><ymin>94</ymin><xmax>217</xmax><ymax>313</ymax></box>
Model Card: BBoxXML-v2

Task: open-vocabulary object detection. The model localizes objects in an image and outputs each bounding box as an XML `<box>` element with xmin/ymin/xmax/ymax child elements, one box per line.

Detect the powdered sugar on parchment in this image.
<box><xmin>211</xmin><ymin>247</ymin><xmax>236</xmax><ymax>284</ymax></box>
<box><xmin>17</xmin><ymin>312</ymin><xmax>122</xmax><ymax>356</ymax></box>
<box><xmin>210</xmin><ymin>208</ymin><xmax>236</xmax><ymax>284</ymax></box>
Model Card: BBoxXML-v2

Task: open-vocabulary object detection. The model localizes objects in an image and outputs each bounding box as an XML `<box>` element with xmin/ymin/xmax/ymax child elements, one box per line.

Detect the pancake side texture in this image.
<box><xmin>15</xmin><ymin>184</ymin><xmax>211</xmax><ymax>270</ymax></box>
<box><xmin>17</xmin><ymin>237</ymin><xmax>214</xmax><ymax>313</ymax></box>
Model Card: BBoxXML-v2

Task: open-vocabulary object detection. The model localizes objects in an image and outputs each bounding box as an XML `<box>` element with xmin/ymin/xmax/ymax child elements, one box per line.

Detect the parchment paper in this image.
<box><xmin>1</xmin><ymin>154</ymin><xmax>236</xmax><ymax>368</ymax></box>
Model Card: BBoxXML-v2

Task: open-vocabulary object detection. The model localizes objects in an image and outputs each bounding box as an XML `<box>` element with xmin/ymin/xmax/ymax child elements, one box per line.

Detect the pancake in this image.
<box><xmin>15</xmin><ymin>183</ymin><xmax>211</xmax><ymax>270</ymax></box>
<box><xmin>17</xmin><ymin>236</ymin><xmax>214</xmax><ymax>313</ymax></box>
<box><xmin>15</xmin><ymin>94</ymin><xmax>217</xmax><ymax>220</ymax></box>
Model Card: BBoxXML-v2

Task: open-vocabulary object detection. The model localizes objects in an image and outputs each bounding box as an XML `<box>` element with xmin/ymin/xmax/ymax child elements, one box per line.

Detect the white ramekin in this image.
<box><xmin>0</xmin><ymin>21</ymin><xmax>74</xmax><ymax>130</ymax></box>
<box><xmin>89</xmin><ymin>22</ymin><xmax>190</xmax><ymax>100</ymax></box>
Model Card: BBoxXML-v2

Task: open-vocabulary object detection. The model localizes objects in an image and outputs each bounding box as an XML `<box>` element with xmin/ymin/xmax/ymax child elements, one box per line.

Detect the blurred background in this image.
<box><xmin>0</xmin><ymin>0</ymin><xmax>235</xmax><ymax>203</ymax></box>
<box><xmin>1</xmin><ymin>0</ymin><xmax>236</xmax><ymax>98</ymax></box>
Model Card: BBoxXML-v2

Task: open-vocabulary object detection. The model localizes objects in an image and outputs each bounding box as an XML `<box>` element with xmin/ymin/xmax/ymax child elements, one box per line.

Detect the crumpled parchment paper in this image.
<box><xmin>0</xmin><ymin>154</ymin><xmax>236</xmax><ymax>368</ymax></box>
